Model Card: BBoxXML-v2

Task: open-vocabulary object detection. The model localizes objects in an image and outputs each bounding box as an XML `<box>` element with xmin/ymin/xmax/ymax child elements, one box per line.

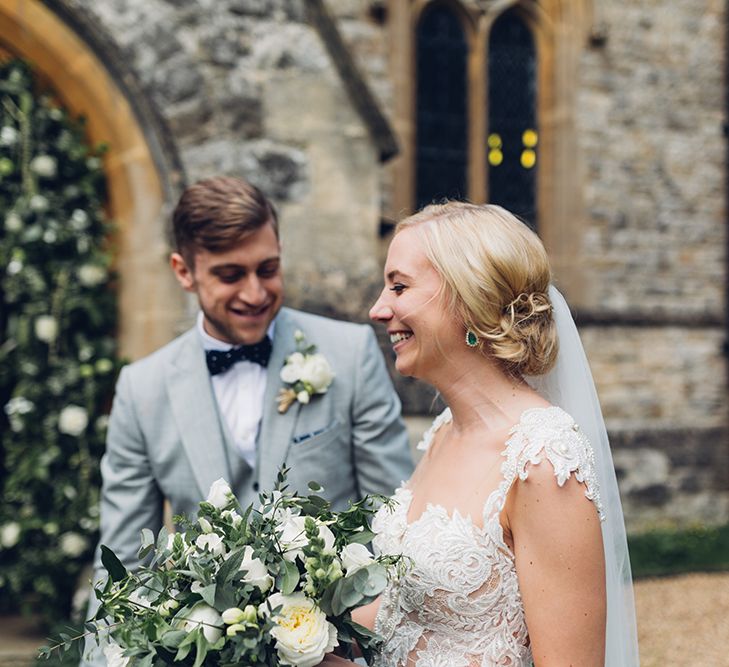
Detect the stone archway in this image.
<box><xmin>0</xmin><ymin>0</ymin><xmax>183</xmax><ymax>359</ymax></box>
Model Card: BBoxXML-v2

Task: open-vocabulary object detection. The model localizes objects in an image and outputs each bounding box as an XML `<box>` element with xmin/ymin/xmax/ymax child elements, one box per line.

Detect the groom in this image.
<box><xmin>82</xmin><ymin>176</ymin><xmax>411</xmax><ymax>664</ymax></box>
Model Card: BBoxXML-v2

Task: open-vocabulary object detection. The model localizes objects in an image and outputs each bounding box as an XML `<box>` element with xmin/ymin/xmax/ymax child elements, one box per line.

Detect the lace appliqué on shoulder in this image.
<box><xmin>502</xmin><ymin>406</ymin><xmax>605</xmax><ymax>521</ymax></box>
<box><xmin>415</xmin><ymin>408</ymin><xmax>452</xmax><ymax>452</ymax></box>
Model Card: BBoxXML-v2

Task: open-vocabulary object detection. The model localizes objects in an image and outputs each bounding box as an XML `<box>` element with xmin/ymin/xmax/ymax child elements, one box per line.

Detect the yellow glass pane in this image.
<box><xmin>488</xmin><ymin>149</ymin><xmax>504</xmax><ymax>166</ymax></box>
<box><xmin>521</xmin><ymin>149</ymin><xmax>536</xmax><ymax>169</ymax></box>
<box><xmin>522</xmin><ymin>129</ymin><xmax>538</xmax><ymax>147</ymax></box>
<box><xmin>487</xmin><ymin>133</ymin><xmax>502</xmax><ymax>149</ymax></box>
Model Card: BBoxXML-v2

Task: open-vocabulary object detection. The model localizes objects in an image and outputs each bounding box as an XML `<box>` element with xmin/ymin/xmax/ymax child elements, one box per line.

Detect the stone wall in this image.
<box><xmin>37</xmin><ymin>0</ymin><xmax>729</xmax><ymax>529</ymax></box>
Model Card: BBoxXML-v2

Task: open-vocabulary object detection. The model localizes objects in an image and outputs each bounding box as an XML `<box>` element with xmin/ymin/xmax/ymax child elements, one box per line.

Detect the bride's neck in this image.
<box><xmin>434</xmin><ymin>358</ymin><xmax>535</xmax><ymax>433</ymax></box>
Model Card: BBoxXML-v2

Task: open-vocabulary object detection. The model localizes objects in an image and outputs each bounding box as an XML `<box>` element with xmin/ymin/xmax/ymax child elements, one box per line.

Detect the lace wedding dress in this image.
<box><xmin>371</xmin><ymin>405</ymin><xmax>604</xmax><ymax>667</ymax></box>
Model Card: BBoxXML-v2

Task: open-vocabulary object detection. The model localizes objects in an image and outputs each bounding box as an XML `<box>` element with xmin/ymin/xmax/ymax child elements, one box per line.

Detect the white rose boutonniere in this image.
<box><xmin>277</xmin><ymin>330</ymin><xmax>334</xmax><ymax>413</ymax></box>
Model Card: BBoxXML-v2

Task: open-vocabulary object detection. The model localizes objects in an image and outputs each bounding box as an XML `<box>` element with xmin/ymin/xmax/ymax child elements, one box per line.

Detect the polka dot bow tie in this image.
<box><xmin>205</xmin><ymin>336</ymin><xmax>273</xmax><ymax>375</ymax></box>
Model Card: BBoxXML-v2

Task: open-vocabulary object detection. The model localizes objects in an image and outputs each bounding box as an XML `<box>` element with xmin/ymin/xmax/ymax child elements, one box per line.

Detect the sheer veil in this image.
<box><xmin>526</xmin><ymin>286</ymin><xmax>640</xmax><ymax>666</ymax></box>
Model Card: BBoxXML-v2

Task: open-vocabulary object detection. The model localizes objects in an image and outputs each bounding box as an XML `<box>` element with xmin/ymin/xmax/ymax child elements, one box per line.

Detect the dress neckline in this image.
<box><xmin>404</xmin><ymin>405</ymin><xmax>572</xmax><ymax>537</ymax></box>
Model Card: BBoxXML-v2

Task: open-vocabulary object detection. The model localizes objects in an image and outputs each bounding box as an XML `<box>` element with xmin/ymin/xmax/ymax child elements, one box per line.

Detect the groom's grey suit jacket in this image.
<box><xmin>92</xmin><ymin>307</ymin><xmax>412</xmax><ymax>581</ymax></box>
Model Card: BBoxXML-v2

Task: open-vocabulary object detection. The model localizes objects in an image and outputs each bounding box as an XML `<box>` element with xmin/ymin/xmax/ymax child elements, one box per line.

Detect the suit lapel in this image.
<box><xmin>257</xmin><ymin>308</ymin><xmax>301</xmax><ymax>487</ymax></box>
<box><xmin>166</xmin><ymin>329</ymin><xmax>232</xmax><ymax>499</ymax></box>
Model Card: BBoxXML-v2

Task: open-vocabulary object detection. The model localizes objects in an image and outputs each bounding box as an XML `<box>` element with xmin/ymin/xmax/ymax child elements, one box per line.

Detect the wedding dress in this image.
<box><xmin>371</xmin><ymin>286</ymin><xmax>639</xmax><ymax>667</ymax></box>
<box><xmin>371</xmin><ymin>405</ymin><xmax>603</xmax><ymax>667</ymax></box>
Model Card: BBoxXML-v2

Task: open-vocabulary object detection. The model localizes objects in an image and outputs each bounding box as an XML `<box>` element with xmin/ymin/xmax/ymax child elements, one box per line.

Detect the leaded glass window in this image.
<box><xmin>416</xmin><ymin>5</ymin><xmax>468</xmax><ymax>209</ymax></box>
<box><xmin>487</xmin><ymin>11</ymin><xmax>538</xmax><ymax>229</ymax></box>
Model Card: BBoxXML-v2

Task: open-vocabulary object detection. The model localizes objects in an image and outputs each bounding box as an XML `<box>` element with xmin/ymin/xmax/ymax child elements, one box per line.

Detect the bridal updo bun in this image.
<box><xmin>396</xmin><ymin>202</ymin><xmax>558</xmax><ymax>376</ymax></box>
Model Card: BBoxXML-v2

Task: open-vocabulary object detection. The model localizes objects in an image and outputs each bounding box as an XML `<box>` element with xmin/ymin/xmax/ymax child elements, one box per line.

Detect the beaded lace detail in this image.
<box><xmin>372</xmin><ymin>406</ymin><xmax>603</xmax><ymax>667</ymax></box>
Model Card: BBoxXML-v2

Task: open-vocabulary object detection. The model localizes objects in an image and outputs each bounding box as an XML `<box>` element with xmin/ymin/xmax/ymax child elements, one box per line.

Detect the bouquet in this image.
<box><xmin>41</xmin><ymin>470</ymin><xmax>404</xmax><ymax>666</ymax></box>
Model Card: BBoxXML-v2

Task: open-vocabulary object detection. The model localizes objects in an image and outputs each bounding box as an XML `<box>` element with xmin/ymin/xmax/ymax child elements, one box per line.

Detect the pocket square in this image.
<box><xmin>292</xmin><ymin>427</ymin><xmax>329</xmax><ymax>445</ymax></box>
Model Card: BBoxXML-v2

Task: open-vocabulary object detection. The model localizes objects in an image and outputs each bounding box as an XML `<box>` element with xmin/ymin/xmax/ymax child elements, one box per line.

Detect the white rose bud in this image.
<box><xmin>59</xmin><ymin>531</ymin><xmax>87</xmax><ymax>558</ymax></box>
<box><xmin>0</xmin><ymin>522</ymin><xmax>21</xmax><ymax>549</ymax></box>
<box><xmin>297</xmin><ymin>390</ymin><xmax>310</xmax><ymax>405</ymax></box>
<box><xmin>222</xmin><ymin>607</ymin><xmax>246</xmax><ymax>625</ymax></box>
<box><xmin>206</xmin><ymin>478</ymin><xmax>234</xmax><ymax>510</ymax></box>
<box><xmin>340</xmin><ymin>543</ymin><xmax>374</xmax><ymax>573</ymax></box>
<box><xmin>29</xmin><ymin>155</ymin><xmax>57</xmax><ymax>178</ymax></box>
<box><xmin>198</xmin><ymin>517</ymin><xmax>213</xmax><ymax>534</ymax></box>
<box><xmin>58</xmin><ymin>405</ymin><xmax>88</xmax><ymax>436</ymax></box>
<box><xmin>226</xmin><ymin>623</ymin><xmax>246</xmax><ymax>637</ymax></box>
<box><xmin>179</xmin><ymin>602</ymin><xmax>223</xmax><ymax>643</ymax></box>
<box><xmin>265</xmin><ymin>592</ymin><xmax>338</xmax><ymax>667</ymax></box>
<box><xmin>34</xmin><ymin>315</ymin><xmax>58</xmax><ymax>343</ymax></box>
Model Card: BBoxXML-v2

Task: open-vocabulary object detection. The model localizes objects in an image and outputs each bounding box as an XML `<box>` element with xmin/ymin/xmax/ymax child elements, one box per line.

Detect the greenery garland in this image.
<box><xmin>0</xmin><ymin>58</ymin><xmax>121</xmax><ymax>623</ymax></box>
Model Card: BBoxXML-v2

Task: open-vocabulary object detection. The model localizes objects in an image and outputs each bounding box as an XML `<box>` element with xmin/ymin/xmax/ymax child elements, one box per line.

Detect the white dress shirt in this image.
<box><xmin>197</xmin><ymin>313</ymin><xmax>275</xmax><ymax>469</ymax></box>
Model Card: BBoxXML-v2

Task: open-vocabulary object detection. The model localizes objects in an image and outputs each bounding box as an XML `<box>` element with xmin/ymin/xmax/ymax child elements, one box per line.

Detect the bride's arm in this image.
<box><xmin>352</xmin><ymin>596</ymin><xmax>381</xmax><ymax>631</ymax></box>
<box><xmin>503</xmin><ymin>463</ymin><xmax>606</xmax><ymax>666</ymax></box>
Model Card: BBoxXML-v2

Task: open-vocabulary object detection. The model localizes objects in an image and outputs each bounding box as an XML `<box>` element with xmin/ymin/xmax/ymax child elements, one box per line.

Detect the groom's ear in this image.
<box><xmin>170</xmin><ymin>252</ymin><xmax>196</xmax><ymax>292</ymax></box>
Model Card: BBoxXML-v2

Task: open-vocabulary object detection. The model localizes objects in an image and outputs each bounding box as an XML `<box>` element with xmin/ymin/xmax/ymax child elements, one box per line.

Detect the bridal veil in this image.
<box><xmin>527</xmin><ymin>286</ymin><xmax>640</xmax><ymax>666</ymax></box>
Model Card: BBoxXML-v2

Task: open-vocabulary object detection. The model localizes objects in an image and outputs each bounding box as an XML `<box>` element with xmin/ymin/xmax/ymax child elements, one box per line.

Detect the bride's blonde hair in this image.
<box><xmin>396</xmin><ymin>202</ymin><xmax>558</xmax><ymax>376</ymax></box>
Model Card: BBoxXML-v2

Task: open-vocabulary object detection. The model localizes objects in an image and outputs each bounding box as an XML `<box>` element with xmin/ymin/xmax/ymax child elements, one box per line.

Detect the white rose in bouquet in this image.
<box><xmin>103</xmin><ymin>641</ymin><xmax>131</xmax><ymax>667</ymax></box>
<box><xmin>266</xmin><ymin>592</ymin><xmax>338</xmax><ymax>667</ymax></box>
<box><xmin>300</xmin><ymin>355</ymin><xmax>334</xmax><ymax>393</ymax></box>
<box><xmin>239</xmin><ymin>545</ymin><xmax>274</xmax><ymax>592</ymax></box>
<box><xmin>340</xmin><ymin>543</ymin><xmax>374</xmax><ymax>574</ymax></box>
<box><xmin>207</xmin><ymin>478</ymin><xmax>234</xmax><ymax>509</ymax></box>
<box><xmin>280</xmin><ymin>516</ymin><xmax>335</xmax><ymax>562</ymax></box>
<box><xmin>34</xmin><ymin>315</ymin><xmax>58</xmax><ymax>343</ymax></box>
<box><xmin>195</xmin><ymin>532</ymin><xmax>226</xmax><ymax>557</ymax></box>
<box><xmin>180</xmin><ymin>602</ymin><xmax>224</xmax><ymax>642</ymax></box>
<box><xmin>58</xmin><ymin>405</ymin><xmax>88</xmax><ymax>436</ymax></box>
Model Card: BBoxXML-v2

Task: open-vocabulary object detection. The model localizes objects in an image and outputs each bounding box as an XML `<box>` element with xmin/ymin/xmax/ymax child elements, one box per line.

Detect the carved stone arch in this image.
<box><xmin>0</xmin><ymin>0</ymin><xmax>184</xmax><ymax>359</ymax></box>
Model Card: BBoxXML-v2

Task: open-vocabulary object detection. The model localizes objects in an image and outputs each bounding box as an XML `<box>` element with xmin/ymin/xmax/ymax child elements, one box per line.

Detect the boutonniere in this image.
<box><xmin>277</xmin><ymin>329</ymin><xmax>335</xmax><ymax>413</ymax></box>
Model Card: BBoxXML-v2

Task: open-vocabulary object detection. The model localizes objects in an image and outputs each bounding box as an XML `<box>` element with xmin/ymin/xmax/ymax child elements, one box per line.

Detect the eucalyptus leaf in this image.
<box><xmin>277</xmin><ymin>558</ymin><xmax>300</xmax><ymax>595</ymax></box>
<box><xmin>100</xmin><ymin>545</ymin><xmax>127</xmax><ymax>582</ymax></box>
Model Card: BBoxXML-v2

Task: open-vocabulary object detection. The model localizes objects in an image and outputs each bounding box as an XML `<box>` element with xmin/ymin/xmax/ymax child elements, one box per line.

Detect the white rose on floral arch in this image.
<box><xmin>0</xmin><ymin>522</ymin><xmax>21</xmax><ymax>549</ymax></box>
<box><xmin>279</xmin><ymin>516</ymin><xmax>335</xmax><ymax>562</ymax></box>
<box><xmin>206</xmin><ymin>478</ymin><xmax>234</xmax><ymax>510</ymax></box>
<box><xmin>59</xmin><ymin>531</ymin><xmax>87</xmax><ymax>558</ymax></box>
<box><xmin>29</xmin><ymin>155</ymin><xmax>57</xmax><ymax>178</ymax></box>
<box><xmin>265</xmin><ymin>592</ymin><xmax>338</xmax><ymax>667</ymax></box>
<box><xmin>58</xmin><ymin>405</ymin><xmax>89</xmax><ymax>436</ymax></box>
<box><xmin>34</xmin><ymin>315</ymin><xmax>58</xmax><ymax>343</ymax></box>
<box><xmin>4</xmin><ymin>211</ymin><xmax>22</xmax><ymax>232</ymax></box>
<box><xmin>78</xmin><ymin>264</ymin><xmax>107</xmax><ymax>287</ymax></box>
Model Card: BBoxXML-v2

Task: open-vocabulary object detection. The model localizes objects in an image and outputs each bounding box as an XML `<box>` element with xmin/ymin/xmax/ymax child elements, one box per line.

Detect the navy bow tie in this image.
<box><xmin>205</xmin><ymin>336</ymin><xmax>273</xmax><ymax>375</ymax></box>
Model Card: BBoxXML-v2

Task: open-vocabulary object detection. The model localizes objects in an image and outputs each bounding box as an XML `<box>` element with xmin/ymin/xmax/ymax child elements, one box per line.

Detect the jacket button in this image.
<box><xmin>252</xmin><ymin>482</ymin><xmax>260</xmax><ymax>492</ymax></box>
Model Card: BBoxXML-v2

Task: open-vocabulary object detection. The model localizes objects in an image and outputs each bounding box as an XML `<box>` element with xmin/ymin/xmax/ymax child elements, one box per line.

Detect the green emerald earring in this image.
<box><xmin>465</xmin><ymin>329</ymin><xmax>478</xmax><ymax>347</ymax></box>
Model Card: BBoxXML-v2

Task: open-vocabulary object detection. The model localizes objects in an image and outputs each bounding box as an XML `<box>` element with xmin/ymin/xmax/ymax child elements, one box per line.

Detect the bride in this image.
<box><xmin>323</xmin><ymin>202</ymin><xmax>638</xmax><ymax>666</ymax></box>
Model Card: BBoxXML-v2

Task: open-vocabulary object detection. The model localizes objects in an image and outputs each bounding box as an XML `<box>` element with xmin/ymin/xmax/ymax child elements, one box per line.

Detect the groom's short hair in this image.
<box><xmin>172</xmin><ymin>176</ymin><xmax>279</xmax><ymax>264</ymax></box>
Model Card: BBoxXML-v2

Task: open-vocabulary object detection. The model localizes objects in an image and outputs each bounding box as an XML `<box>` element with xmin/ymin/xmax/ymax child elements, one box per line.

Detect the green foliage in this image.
<box><xmin>0</xmin><ymin>58</ymin><xmax>121</xmax><ymax>623</ymax></box>
<box><xmin>628</xmin><ymin>523</ymin><xmax>729</xmax><ymax>578</ymax></box>
<box><xmin>41</xmin><ymin>471</ymin><xmax>403</xmax><ymax>665</ymax></box>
